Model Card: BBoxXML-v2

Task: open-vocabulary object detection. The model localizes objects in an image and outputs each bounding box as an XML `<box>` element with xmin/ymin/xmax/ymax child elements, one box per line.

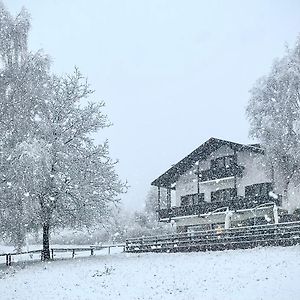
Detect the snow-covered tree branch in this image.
<box><xmin>247</xmin><ymin>36</ymin><xmax>300</xmax><ymax>211</ymax></box>
<box><xmin>0</xmin><ymin>3</ymin><xmax>125</xmax><ymax>258</ymax></box>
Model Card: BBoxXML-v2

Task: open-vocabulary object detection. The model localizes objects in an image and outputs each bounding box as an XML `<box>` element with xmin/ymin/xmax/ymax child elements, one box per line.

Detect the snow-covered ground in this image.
<box><xmin>0</xmin><ymin>245</ymin><xmax>299</xmax><ymax>300</ymax></box>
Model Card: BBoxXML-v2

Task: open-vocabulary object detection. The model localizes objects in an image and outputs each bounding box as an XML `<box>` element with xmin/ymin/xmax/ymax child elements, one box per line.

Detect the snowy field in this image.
<box><xmin>0</xmin><ymin>246</ymin><xmax>300</xmax><ymax>300</ymax></box>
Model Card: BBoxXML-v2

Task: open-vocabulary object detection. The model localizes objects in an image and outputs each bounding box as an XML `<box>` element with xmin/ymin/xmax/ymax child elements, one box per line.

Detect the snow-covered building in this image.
<box><xmin>151</xmin><ymin>137</ymin><xmax>298</xmax><ymax>233</ymax></box>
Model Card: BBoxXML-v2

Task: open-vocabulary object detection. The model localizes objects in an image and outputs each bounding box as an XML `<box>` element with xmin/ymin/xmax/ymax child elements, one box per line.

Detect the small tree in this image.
<box><xmin>36</xmin><ymin>70</ymin><xmax>125</xmax><ymax>259</ymax></box>
<box><xmin>246</xmin><ymin>36</ymin><xmax>300</xmax><ymax>210</ymax></box>
<box><xmin>132</xmin><ymin>187</ymin><xmax>171</xmax><ymax>235</ymax></box>
<box><xmin>144</xmin><ymin>186</ymin><xmax>167</xmax><ymax>220</ymax></box>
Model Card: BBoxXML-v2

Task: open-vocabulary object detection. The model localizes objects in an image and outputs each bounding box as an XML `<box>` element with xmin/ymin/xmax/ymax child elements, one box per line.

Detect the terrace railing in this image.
<box><xmin>158</xmin><ymin>195</ymin><xmax>282</xmax><ymax>220</ymax></box>
<box><xmin>125</xmin><ymin>221</ymin><xmax>300</xmax><ymax>253</ymax></box>
<box><xmin>0</xmin><ymin>244</ymin><xmax>125</xmax><ymax>267</ymax></box>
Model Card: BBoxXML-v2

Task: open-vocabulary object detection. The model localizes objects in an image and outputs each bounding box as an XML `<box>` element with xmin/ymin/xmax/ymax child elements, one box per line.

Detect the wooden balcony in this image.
<box><xmin>197</xmin><ymin>165</ymin><xmax>244</xmax><ymax>182</ymax></box>
<box><xmin>158</xmin><ymin>195</ymin><xmax>282</xmax><ymax>221</ymax></box>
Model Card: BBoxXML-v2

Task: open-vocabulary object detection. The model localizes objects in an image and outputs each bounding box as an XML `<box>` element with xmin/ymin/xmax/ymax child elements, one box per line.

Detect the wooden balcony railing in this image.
<box><xmin>158</xmin><ymin>195</ymin><xmax>282</xmax><ymax>220</ymax></box>
<box><xmin>197</xmin><ymin>165</ymin><xmax>244</xmax><ymax>182</ymax></box>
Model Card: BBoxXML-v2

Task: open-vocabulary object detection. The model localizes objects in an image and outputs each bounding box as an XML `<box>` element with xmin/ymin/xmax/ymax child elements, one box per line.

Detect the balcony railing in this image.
<box><xmin>197</xmin><ymin>165</ymin><xmax>244</xmax><ymax>182</ymax></box>
<box><xmin>158</xmin><ymin>195</ymin><xmax>282</xmax><ymax>220</ymax></box>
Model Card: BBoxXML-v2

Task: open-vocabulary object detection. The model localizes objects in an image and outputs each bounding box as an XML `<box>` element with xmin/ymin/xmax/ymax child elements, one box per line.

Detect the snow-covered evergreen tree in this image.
<box><xmin>0</xmin><ymin>2</ymin><xmax>125</xmax><ymax>258</ymax></box>
<box><xmin>247</xmin><ymin>36</ymin><xmax>300</xmax><ymax>210</ymax></box>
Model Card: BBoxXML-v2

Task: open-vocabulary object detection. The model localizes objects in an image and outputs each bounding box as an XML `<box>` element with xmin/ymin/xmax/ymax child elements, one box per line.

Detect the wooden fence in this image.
<box><xmin>2</xmin><ymin>222</ymin><xmax>299</xmax><ymax>266</ymax></box>
<box><xmin>0</xmin><ymin>244</ymin><xmax>125</xmax><ymax>266</ymax></box>
<box><xmin>125</xmin><ymin>221</ymin><xmax>300</xmax><ymax>253</ymax></box>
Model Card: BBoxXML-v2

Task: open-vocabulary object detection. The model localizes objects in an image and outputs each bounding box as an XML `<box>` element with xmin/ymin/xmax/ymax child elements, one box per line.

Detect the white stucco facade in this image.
<box><xmin>175</xmin><ymin>145</ymin><xmax>273</xmax><ymax>206</ymax></box>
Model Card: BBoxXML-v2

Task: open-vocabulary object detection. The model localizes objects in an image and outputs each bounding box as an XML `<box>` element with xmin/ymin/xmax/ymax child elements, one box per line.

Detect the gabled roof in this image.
<box><xmin>151</xmin><ymin>137</ymin><xmax>263</xmax><ymax>188</ymax></box>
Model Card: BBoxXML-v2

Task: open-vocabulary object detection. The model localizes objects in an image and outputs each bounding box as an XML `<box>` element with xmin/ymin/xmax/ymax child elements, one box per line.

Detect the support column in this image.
<box><xmin>167</xmin><ymin>188</ymin><xmax>171</xmax><ymax>209</ymax></box>
<box><xmin>271</xmin><ymin>163</ymin><xmax>275</xmax><ymax>186</ymax></box>
<box><xmin>273</xmin><ymin>204</ymin><xmax>279</xmax><ymax>224</ymax></box>
<box><xmin>156</xmin><ymin>186</ymin><xmax>161</xmax><ymax>222</ymax></box>
<box><xmin>232</xmin><ymin>149</ymin><xmax>238</xmax><ymax>211</ymax></box>
<box><xmin>233</xmin><ymin>149</ymin><xmax>237</xmax><ymax>190</ymax></box>
<box><xmin>224</xmin><ymin>209</ymin><xmax>233</xmax><ymax>229</ymax></box>
<box><xmin>196</xmin><ymin>162</ymin><xmax>200</xmax><ymax>204</ymax></box>
<box><xmin>157</xmin><ymin>186</ymin><xmax>161</xmax><ymax>211</ymax></box>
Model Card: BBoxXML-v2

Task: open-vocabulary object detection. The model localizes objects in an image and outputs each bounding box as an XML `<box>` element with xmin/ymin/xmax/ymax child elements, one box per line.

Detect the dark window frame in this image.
<box><xmin>211</xmin><ymin>155</ymin><xmax>235</xmax><ymax>169</ymax></box>
<box><xmin>245</xmin><ymin>182</ymin><xmax>273</xmax><ymax>198</ymax></box>
<box><xmin>181</xmin><ymin>193</ymin><xmax>205</xmax><ymax>206</ymax></box>
<box><xmin>211</xmin><ymin>188</ymin><xmax>237</xmax><ymax>202</ymax></box>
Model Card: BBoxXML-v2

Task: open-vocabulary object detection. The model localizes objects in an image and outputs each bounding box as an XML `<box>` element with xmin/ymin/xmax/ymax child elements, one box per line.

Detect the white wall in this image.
<box><xmin>236</xmin><ymin>151</ymin><xmax>272</xmax><ymax>196</ymax></box>
<box><xmin>175</xmin><ymin>146</ymin><xmax>234</xmax><ymax>205</ymax></box>
<box><xmin>175</xmin><ymin>146</ymin><xmax>273</xmax><ymax>206</ymax></box>
<box><xmin>175</xmin><ymin>166</ymin><xmax>198</xmax><ymax>206</ymax></box>
<box><xmin>174</xmin><ymin>206</ymin><xmax>277</xmax><ymax>228</ymax></box>
<box><xmin>287</xmin><ymin>180</ymin><xmax>300</xmax><ymax>212</ymax></box>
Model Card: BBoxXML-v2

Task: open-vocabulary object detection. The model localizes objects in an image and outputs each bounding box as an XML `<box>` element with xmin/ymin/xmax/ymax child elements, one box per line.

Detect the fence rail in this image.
<box><xmin>125</xmin><ymin>221</ymin><xmax>300</xmax><ymax>253</ymax></box>
<box><xmin>0</xmin><ymin>244</ymin><xmax>125</xmax><ymax>266</ymax></box>
<box><xmin>2</xmin><ymin>223</ymin><xmax>299</xmax><ymax>266</ymax></box>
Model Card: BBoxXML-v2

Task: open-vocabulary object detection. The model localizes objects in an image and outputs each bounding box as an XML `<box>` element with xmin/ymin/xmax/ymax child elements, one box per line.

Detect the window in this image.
<box><xmin>245</xmin><ymin>182</ymin><xmax>273</xmax><ymax>198</ymax></box>
<box><xmin>211</xmin><ymin>155</ymin><xmax>235</xmax><ymax>169</ymax></box>
<box><xmin>225</xmin><ymin>156</ymin><xmax>234</xmax><ymax>168</ymax></box>
<box><xmin>216</xmin><ymin>157</ymin><xmax>225</xmax><ymax>168</ymax></box>
<box><xmin>211</xmin><ymin>188</ymin><xmax>237</xmax><ymax>202</ymax></box>
<box><xmin>212</xmin><ymin>223</ymin><xmax>225</xmax><ymax>230</ymax></box>
<box><xmin>181</xmin><ymin>193</ymin><xmax>204</xmax><ymax>206</ymax></box>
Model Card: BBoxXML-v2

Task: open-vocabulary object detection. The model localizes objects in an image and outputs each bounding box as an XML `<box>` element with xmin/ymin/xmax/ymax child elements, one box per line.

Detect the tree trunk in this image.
<box><xmin>42</xmin><ymin>223</ymin><xmax>50</xmax><ymax>260</ymax></box>
<box><xmin>15</xmin><ymin>197</ymin><xmax>25</xmax><ymax>252</ymax></box>
<box><xmin>15</xmin><ymin>223</ymin><xmax>24</xmax><ymax>253</ymax></box>
<box><xmin>283</xmin><ymin>179</ymin><xmax>290</xmax><ymax>211</ymax></box>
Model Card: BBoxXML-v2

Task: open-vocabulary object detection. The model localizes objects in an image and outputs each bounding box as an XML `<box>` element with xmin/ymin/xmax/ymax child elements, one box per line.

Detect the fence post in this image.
<box><xmin>90</xmin><ymin>248</ymin><xmax>94</xmax><ymax>256</ymax></box>
<box><xmin>140</xmin><ymin>238</ymin><xmax>143</xmax><ymax>251</ymax></box>
<box><xmin>108</xmin><ymin>246</ymin><xmax>111</xmax><ymax>255</ymax></box>
<box><xmin>51</xmin><ymin>249</ymin><xmax>54</xmax><ymax>260</ymax></box>
<box><xmin>72</xmin><ymin>249</ymin><xmax>75</xmax><ymax>258</ymax></box>
<box><xmin>5</xmin><ymin>254</ymin><xmax>11</xmax><ymax>266</ymax></box>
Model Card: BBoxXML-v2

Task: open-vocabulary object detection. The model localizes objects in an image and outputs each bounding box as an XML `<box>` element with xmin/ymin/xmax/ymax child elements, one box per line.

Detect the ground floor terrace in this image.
<box><xmin>157</xmin><ymin>194</ymin><xmax>288</xmax><ymax>232</ymax></box>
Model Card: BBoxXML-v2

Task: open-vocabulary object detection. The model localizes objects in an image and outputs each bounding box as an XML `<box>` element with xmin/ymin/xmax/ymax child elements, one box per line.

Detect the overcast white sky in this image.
<box><xmin>7</xmin><ymin>0</ymin><xmax>300</xmax><ymax>210</ymax></box>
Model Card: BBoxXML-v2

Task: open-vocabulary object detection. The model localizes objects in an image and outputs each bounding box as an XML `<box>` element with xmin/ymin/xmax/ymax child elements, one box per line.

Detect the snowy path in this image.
<box><xmin>0</xmin><ymin>246</ymin><xmax>299</xmax><ymax>300</ymax></box>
